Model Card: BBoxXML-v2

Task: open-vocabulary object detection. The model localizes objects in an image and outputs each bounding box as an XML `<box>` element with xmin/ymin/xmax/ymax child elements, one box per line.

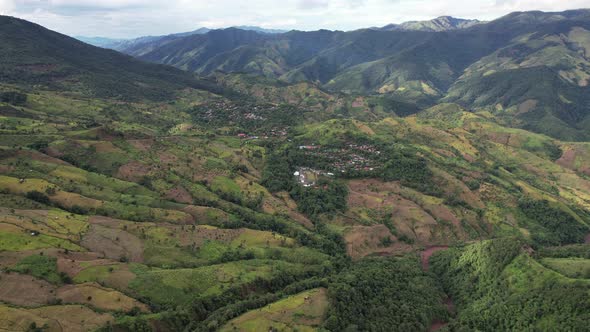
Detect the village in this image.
<box><xmin>196</xmin><ymin>100</ymin><xmax>299</xmax><ymax>135</ymax></box>
<box><xmin>289</xmin><ymin>142</ymin><xmax>384</xmax><ymax>187</ymax></box>
<box><xmin>297</xmin><ymin>142</ymin><xmax>383</xmax><ymax>174</ymax></box>
<box><xmin>194</xmin><ymin>99</ymin><xmax>296</xmax><ymax>141</ymax></box>
<box><xmin>237</xmin><ymin>128</ymin><xmax>288</xmax><ymax>140</ymax></box>
<box><xmin>198</xmin><ymin>101</ymin><xmax>274</xmax><ymax>125</ymax></box>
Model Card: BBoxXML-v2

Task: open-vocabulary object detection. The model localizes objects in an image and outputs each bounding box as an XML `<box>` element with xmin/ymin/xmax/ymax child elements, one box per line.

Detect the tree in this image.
<box><xmin>25</xmin><ymin>191</ymin><xmax>50</xmax><ymax>205</ymax></box>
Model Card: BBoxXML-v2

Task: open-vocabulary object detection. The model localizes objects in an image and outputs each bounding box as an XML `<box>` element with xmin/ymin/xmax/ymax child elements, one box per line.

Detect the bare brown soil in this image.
<box><xmin>0</xmin><ymin>271</ymin><xmax>147</xmax><ymax>313</ymax></box>
<box><xmin>429</xmin><ymin>321</ymin><xmax>447</xmax><ymax>332</ymax></box>
<box><xmin>517</xmin><ymin>99</ymin><xmax>538</xmax><ymax>115</ymax></box>
<box><xmin>0</xmin><ymin>249</ymin><xmax>62</xmax><ymax>268</ymax></box>
<box><xmin>166</xmin><ymin>186</ymin><xmax>193</xmax><ymax>204</ymax></box>
<box><xmin>444</xmin><ymin>296</ymin><xmax>455</xmax><ymax>313</ymax></box>
<box><xmin>556</xmin><ymin>147</ymin><xmax>590</xmax><ymax>176</ymax></box>
<box><xmin>57</xmin><ymin>256</ymin><xmax>113</xmax><ymax>278</ymax></box>
<box><xmin>421</xmin><ymin>246</ymin><xmax>449</xmax><ymax>271</ymax></box>
<box><xmin>81</xmin><ymin>224</ymin><xmax>144</xmax><ymax>263</ymax></box>
<box><xmin>344</xmin><ymin>224</ymin><xmax>412</xmax><ymax>259</ymax></box>
<box><xmin>434</xmin><ymin>168</ymin><xmax>484</xmax><ymax>209</ymax></box>
<box><xmin>434</xmin><ymin>148</ymin><xmax>456</xmax><ymax>158</ymax></box>
<box><xmin>19</xmin><ymin>150</ymin><xmax>71</xmax><ymax>166</ymax></box>
<box><xmin>0</xmin><ymin>272</ymin><xmax>56</xmax><ymax>306</ymax></box>
<box><xmin>173</xmin><ymin>225</ymin><xmax>243</xmax><ymax>247</ymax></box>
<box><xmin>116</xmin><ymin>161</ymin><xmax>152</xmax><ymax>182</ymax></box>
<box><xmin>51</xmin><ymin>191</ymin><xmax>103</xmax><ymax>210</ymax></box>
<box><xmin>0</xmin><ymin>304</ymin><xmax>113</xmax><ymax>332</ymax></box>
<box><xmin>351</xmin><ymin>97</ymin><xmax>365</xmax><ymax>108</ymax></box>
<box><xmin>128</xmin><ymin>139</ymin><xmax>155</xmax><ymax>152</ymax></box>
<box><xmin>429</xmin><ymin>297</ymin><xmax>456</xmax><ymax>331</ymax></box>
<box><xmin>557</xmin><ymin>148</ymin><xmax>576</xmax><ymax>168</ymax></box>
<box><xmin>31</xmin><ymin>305</ymin><xmax>113</xmax><ymax>332</ymax></box>
<box><xmin>56</xmin><ymin>283</ymin><xmax>150</xmax><ymax>313</ymax></box>
<box><xmin>45</xmin><ymin>145</ymin><xmax>65</xmax><ymax>158</ymax></box>
<box><xmin>286</xmin><ymin>210</ymin><xmax>314</xmax><ymax>229</ymax></box>
<box><xmin>182</xmin><ymin>205</ymin><xmax>231</xmax><ymax>224</ymax></box>
<box><xmin>266</xmin><ymin>192</ymin><xmax>314</xmax><ymax>229</ymax></box>
<box><xmin>344</xmin><ymin>178</ymin><xmax>473</xmax><ymax>247</ymax></box>
<box><xmin>462</xmin><ymin>153</ymin><xmax>475</xmax><ymax>162</ymax></box>
<box><xmin>98</xmin><ymin>142</ymin><xmax>123</xmax><ymax>153</ymax></box>
<box><xmin>159</xmin><ymin>152</ymin><xmax>179</xmax><ymax>165</ymax></box>
<box><xmin>422</xmin><ymin>246</ymin><xmax>454</xmax><ymax>332</ymax></box>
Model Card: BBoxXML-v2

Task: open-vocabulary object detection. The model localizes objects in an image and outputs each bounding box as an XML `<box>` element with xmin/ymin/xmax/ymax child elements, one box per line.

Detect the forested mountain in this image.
<box><xmin>79</xmin><ymin>26</ymin><xmax>287</xmax><ymax>54</ymax></box>
<box><xmin>0</xmin><ymin>16</ymin><xmax>221</xmax><ymax>101</ymax></box>
<box><xmin>110</xmin><ymin>9</ymin><xmax>590</xmax><ymax>140</ymax></box>
<box><xmin>1</xmin><ymin>10</ymin><xmax>590</xmax><ymax>332</ymax></box>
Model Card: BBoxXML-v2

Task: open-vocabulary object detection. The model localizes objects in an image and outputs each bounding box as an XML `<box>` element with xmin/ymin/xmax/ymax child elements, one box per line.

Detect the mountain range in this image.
<box><xmin>77</xmin><ymin>26</ymin><xmax>288</xmax><ymax>52</ymax></box>
<box><xmin>1</xmin><ymin>9</ymin><xmax>590</xmax><ymax>332</ymax></box>
<box><xmin>78</xmin><ymin>16</ymin><xmax>483</xmax><ymax>51</ymax></box>
<box><xmin>91</xmin><ymin>9</ymin><xmax>590</xmax><ymax>140</ymax></box>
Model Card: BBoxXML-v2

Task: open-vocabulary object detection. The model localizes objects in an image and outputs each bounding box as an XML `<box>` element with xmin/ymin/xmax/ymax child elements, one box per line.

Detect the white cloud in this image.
<box><xmin>297</xmin><ymin>0</ymin><xmax>330</xmax><ymax>9</ymax></box>
<box><xmin>5</xmin><ymin>0</ymin><xmax>590</xmax><ymax>38</ymax></box>
<box><xmin>0</xmin><ymin>0</ymin><xmax>15</xmax><ymax>15</ymax></box>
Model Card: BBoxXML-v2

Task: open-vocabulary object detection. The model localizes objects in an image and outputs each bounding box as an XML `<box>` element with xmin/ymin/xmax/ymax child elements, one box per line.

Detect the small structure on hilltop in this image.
<box><xmin>299</xmin><ymin>145</ymin><xmax>320</xmax><ymax>150</ymax></box>
<box><xmin>294</xmin><ymin>167</ymin><xmax>334</xmax><ymax>187</ymax></box>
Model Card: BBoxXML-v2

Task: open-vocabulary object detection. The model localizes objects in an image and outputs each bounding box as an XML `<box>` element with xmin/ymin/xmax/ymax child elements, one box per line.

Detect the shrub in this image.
<box><xmin>25</xmin><ymin>191</ymin><xmax>50</xmax><ymax>205</ymax></box>
<box><xmin>0</xmin><ymin>91</ymin><xmax>27</xmax><ymax>106</ymax></box>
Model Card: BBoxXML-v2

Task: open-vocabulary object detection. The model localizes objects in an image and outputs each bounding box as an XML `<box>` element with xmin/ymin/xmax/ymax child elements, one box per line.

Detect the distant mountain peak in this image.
<box><xmin>77</xmin><ymin>25</ymin><xmax>286</xmax><ymax>49</ymax></box>
<box><xmin>231</xmin><ymin>26</ymin><xmax>288</xmax><ymax>34</ymax></box>
<box><xmin>379</xmin><ymin>16</ymin><xmax>484</xmax><ymax>32</ymax></box>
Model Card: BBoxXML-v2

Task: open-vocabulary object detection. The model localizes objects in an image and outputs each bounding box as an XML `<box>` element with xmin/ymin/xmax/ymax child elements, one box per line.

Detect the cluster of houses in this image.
<box><xmin>244</xmin><ymin>112</ymin><xmax>265</xmax><ymax>121</ymax></box>
<box><xmin>237</xmin><ymin>133</ymin><xmax>259</xmax><ymax>140</ymax></box>
<box><xmin>200</xmin><ymin>101</ymin><xmax>237</xmax><ymax>121</ymax></box>
<box><xmin>200</xmin><ymin>101</ymin><xmax>294</xmax><ymax>140</ymax></box>
<box><xmin>333</xmin><ymin>144</ymin><xmax>381</xmax><ymax>172</ymax></box>
<box><xmin>298</xmin><ymin>142</ymin><xmax>382</xmax><ymax>174</ymax></box>
<box><xmin>237</xmin><ymin>128</ymin><xmax>288</xmax><ymax>140</ymax></box>
<box><xmin>200</xmin><ymin>101</ymin><xmax>274</xmax><ymax>123</ymax></box>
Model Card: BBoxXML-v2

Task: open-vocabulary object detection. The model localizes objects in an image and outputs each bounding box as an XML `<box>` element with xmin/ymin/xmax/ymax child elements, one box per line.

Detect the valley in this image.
<box><xmin>0</xmin><ymin>9</ymin><xmax>589</xmax><ymax>332</ymax></box>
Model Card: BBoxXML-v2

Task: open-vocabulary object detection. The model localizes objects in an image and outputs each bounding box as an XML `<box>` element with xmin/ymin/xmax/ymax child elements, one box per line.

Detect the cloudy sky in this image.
<box><xmin>1</xmin><ymin>0</ymin><xmax>589</xmax><ymax>38</ymax></box>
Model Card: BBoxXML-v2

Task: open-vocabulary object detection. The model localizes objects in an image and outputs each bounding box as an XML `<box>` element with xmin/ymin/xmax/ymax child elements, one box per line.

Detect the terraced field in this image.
<box><xmin>221</xmin><ymin>288</ymin><xmax>329</xmax><ymax>332</ymax></box>
<box><xmin>1</xmin><ymin>12</ymin><xmax>590</xmax><ymax>331</ymax></box>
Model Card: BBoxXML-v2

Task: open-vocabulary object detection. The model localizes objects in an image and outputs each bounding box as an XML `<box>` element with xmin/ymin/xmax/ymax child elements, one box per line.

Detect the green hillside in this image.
<box><xmin>0</xmin><ymin>16</ymin><xmax>221</xmax><ymax>101</ymax></box>
<box><xmin>110</xmin><ymin>10</ymin><xmax>590</xmax><ymax>140</ymax></box>
<box><xmin>431</xmin><ymin>238</ymin><xmax>590</xmax><ymax>331</ymax></box>
<box><xmin>1</xmin><ymin>12</ymin><xmax>590</xmax><ymax>332</ymax></box>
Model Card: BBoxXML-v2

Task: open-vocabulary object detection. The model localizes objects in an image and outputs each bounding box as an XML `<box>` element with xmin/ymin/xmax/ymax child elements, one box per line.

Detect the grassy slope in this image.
<box><xmin>2</xmin><ymin>13</ymin><xmax>590</xmax><ymax>330</ymax></box>
<box><xmin>2</xmin><ymin>80</ymin><xmax>590</xmax><ymax>330</ymax></box>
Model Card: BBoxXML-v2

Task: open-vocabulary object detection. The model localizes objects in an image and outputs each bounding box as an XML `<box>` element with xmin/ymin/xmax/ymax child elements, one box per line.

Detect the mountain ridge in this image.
<box><xmin>106</xmin><ymin>9</ymin><xmax>590</xmax><ymax>140</ymax></box>
<box><xmin>378</xmin><ymin>16</ymin><xmax>484</xmax><ymax>32</ymax></box>
<box><xmin>0</xmin><ymin>15</ymin><xmax>221</xmax><ymax>101</ymax></box>
<box><xmin>78</xmin><ymin>26</ymin><xmax>288</xmax><ymax>50</ymax></box>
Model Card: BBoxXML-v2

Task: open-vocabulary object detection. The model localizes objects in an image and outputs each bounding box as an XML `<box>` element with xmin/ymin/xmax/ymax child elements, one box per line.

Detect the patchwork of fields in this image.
<box><xmin>1</xmin><ymin>12</ymin><xmax>590</xmax><ymax>329</ymax></box>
